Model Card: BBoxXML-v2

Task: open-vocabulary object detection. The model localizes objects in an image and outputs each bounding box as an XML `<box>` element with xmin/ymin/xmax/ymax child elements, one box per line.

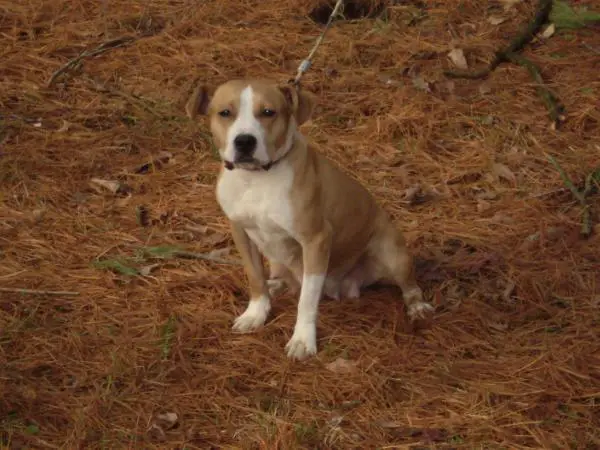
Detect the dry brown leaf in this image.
<box><xmin>411</xmin><ymin>74</ymin><xmax>430</xmax><ymax>92</ymax></box>
<box><xmin>147</xmin><ymin>424</ymin><xmax>166</xmax><ymax>441</ymax></box>
<box><xmin>90</xmin><ymin>178</ymin><xmax>122</xmax><ymax>194</ymax></box>
<box><xmin>502</xmin><ymin>280</ymin><xmax>516</xmax><ymax>302</ymax></box>
<box><xmin>139</xmin><ymin>263</ymin><xmax>161</xmax><ymax>276</ymax></box>
<box><xmin>490</xmin><ymin>213</ymin><xmax>514</xmax><ymax>224</ymax></box>
<box><xmin>184</xmin><ymin>224</ymin><xmax>209</xmax><ymax>234</ymax></box>
<box><xmin>31</xmin><ymin>208</ymin><xmax>46</xmax><ymax>223</ymax></box>
<box><xmin>541</xmin><ymin>23</ymin><xmax>555</xmax><ymax>39</ymax></box>
<box><xmin>403</xmin><ymin>184</ymin><xmax>421</xmax><ymax>204</ymax></box>
<box><xmin>479</xmin><ymin>83</ymin><xmax>492</xmax><ymax>95</ymax></box>
<box><xmin>204</xmin><ymin>232</ymin><xmax>228</xmax><ymax>246</ymax></box>
<box><xmin>115</xmin><ymin>193</ymin><xmax>132</xmax><ymax>207</ymax></box>
<box><xmin>491</xmin><ymin>163</ymin><xmax>516</xmax><ymax>186</ymax></box>
<box><xmin>208</xmin><ymin>247</ymin><xmax>232</xmax><ymax>258</ymax></box>
<box><xmin>488</xmin><ymin>15</ymin><xmax>506</xmax><ymax>25</ymax></box>
<box><xmin>56</xmin><ymin>120</ymin><xmax>71</xmax><ymax>132</ymax></box>
<box><xmin>486</xmin><ymin>320</ymin><xmax>509</xmax><ymax>331</ymax></box>
<box><xmin>447</xmin><ymin>48</ymin><xmax>468</xmax><ymax>70</ymax></box>
<box><xmin>155</xmin><ymin>412</ymin><xmax>178</xmax><ymax>429</ymax></box>
<box><xmin>135</xmin><ymin>151</ymin><xmax>174</xmax><ymax>174</ymax></box>
<box><xmin>325</xmin><ymin>357</ymin><xmax>358</xmax><ymax>374</ymax></box>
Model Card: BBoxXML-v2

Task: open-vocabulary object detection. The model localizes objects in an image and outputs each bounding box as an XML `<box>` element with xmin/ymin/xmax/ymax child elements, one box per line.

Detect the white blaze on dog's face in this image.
<box><xmin>185</xmin><ymin>79</ymin><xmax>314</xmax><ymax>170</ymax></box>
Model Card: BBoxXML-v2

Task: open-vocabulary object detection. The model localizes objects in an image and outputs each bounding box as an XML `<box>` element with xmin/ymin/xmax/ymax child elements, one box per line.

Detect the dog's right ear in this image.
<box><xmin>185</xmin><ymin>84</ymin><xmax>213</xmax><ymax>119</ymax></box>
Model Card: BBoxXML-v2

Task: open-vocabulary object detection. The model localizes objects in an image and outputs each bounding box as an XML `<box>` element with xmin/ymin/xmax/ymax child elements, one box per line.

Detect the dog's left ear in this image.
<box><xmin>279</xmin><ymin>85</ymin><xmax>315</xmax><ymax>126</ymax></box>
<box><xmin>185</xmin><ymin>83</ymin><xmax>214</xmax><ymax>119</ymax></box>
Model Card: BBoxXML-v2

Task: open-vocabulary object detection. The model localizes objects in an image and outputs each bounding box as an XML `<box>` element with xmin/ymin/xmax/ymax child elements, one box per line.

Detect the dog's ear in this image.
<box><xmin>185</xmin><ymin>83</ymin><xmax>213</xmax><ymax>119</ymax></box>
<box><xmin>279</xmin><ymin>85</ymin><xmax>315</xmax><ymax>126</ymax></box>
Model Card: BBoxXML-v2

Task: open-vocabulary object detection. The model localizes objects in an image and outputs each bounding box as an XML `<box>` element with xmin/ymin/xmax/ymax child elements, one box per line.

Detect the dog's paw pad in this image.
<box><xmin>407</xmin><ymin>301</ymin><xmax>434</xmax><ymax>321</ymax></box>
<box><xmin>232</xmin><ymin>297</ymin><xmax>271</xmax><ymax>333</ymax></box>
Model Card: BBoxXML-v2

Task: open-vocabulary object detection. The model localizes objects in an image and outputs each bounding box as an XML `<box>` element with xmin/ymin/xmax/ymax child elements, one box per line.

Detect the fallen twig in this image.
<box><xmin>505</xmin><ymin>52</ymin><xmax>564</xmax><ymax>128</ymax></box>
<box><xmin>169</xmin><ymin>250</ymin><xmax>242</xmax><ymax>266</ymax></box>
<box><xmin>47</xmin><ymin>36</ymin><xmax>136</xmax><ymax>87</ymax></box>
<box><xmin>445</xmin><ymin>0</ymin><xmax>552</xmax><ymax>80</ymax></box>
<box><xmin>0</xmin><ymin>287</ymin><xmax>80</xmax><ymax>296</ymax></box>
<box><xmin>444</xmin><ymin>0</ymin><xmax>563</xmax><ymax>127</ymax></box>
<box><xmin>142</xmin><ymin>246</ymin><xmax>242</xmax><ymax>266</ymax></box>
<box><xmin>547</xmin><ymin>155</ymin><xmax>595</xmax><ymax>237</ymax></box>
<box><xmin>83</xmin><ymin>75</ymin><xmax>162</xmax><ymax>117</ymax></box>
<box><xmin>582</xmin><ymin>42</ymin><xmax>600</xmax><ymax>55</ymax></box>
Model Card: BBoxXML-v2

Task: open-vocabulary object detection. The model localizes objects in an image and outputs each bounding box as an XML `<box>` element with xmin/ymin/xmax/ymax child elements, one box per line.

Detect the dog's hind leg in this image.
<box><xmin>368</xmin><ymin>220</ymin><xmax>433</xmax><ymax>321</ymax></box>
<box><xmin>267</xmin><ymin>260</ymin><xmax>300</xmax><ymax>297</ymax></box>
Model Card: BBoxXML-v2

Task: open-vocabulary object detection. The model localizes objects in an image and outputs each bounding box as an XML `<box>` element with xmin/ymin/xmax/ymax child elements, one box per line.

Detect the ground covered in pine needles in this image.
<box><xmin>1</xmin><ymin>0</ymin><xmax>599</xmax><ymax>448</ymax></box>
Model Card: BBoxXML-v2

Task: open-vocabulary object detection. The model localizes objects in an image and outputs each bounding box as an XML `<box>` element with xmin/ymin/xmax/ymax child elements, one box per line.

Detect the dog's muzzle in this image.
<box><xmin>223</xmin><ymin>160</ymin><xmax>273</xmax><ymax>171</ymax></box>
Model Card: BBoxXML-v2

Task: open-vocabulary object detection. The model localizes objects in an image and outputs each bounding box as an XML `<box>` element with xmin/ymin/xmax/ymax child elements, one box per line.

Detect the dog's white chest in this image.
<box><xmin>216</xmin><ymin>163</ymin><xmax>296</xmax><ymax>246</ymax></box>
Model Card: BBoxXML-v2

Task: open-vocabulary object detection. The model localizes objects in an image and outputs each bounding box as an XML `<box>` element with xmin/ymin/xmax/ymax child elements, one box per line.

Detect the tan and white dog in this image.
<box><xmin>186</xmin><ymin>79</ymin><xmax>433</xmax><ymax>360</ymax></box>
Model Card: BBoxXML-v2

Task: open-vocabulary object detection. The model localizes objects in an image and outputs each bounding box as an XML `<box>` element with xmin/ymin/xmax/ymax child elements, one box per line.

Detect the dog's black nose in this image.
<box><xmin>234</xmin><ymin>134</ymin><xmax>257</xmax><ymax>154</ymax></box>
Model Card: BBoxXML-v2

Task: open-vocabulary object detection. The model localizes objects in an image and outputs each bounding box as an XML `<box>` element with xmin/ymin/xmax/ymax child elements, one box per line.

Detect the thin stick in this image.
<box><xmin>47</xmin><ymin>36</ymin><xmax>136</xmax><ymax>87</ymax></box>
<box><xmin>547</xmin><ymin>155</ymin><xmax>585</xmax><ymax>204</ymax></box>
<box><xmin>547</xmin><ymin>155</ymin><xmax>593</xmax><ymax>237</ymax></box>
<box><xmin>0</xmin><ymin>287</ymin><xmax>80</xmax><ymax>296</ymax></box>
<box><xmin>169</xmin><ymin>250</ymin><xmax>242</xmax><ymax>266</ymax></box>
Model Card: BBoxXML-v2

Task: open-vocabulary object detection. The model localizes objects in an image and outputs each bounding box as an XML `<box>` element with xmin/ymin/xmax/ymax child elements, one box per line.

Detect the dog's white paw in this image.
<box><xmin>232</xmin><ymin>296</ymin><xmax>271</xmax><ymax>333</ymax></box>
<box><xmin>285</xmin><ymin>322</ymin><xmax>317</xmax><ymax>360</ymax></box>
<box><xmin>407</xmin><ymin>301</ymin><xmax>434</xmax><ymax>321</ymax></box>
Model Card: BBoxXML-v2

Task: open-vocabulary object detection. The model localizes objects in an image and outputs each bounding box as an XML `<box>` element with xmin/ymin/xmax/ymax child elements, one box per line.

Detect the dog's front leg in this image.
<box><xmin>230</xmin><ymin>222</ymin><xmax>271</xmax><ymax>333</ymax></box>
<box><xmin>285</xmin><ymin>225</ymin><xmax>332</xmax><ymax>360</ymax></box>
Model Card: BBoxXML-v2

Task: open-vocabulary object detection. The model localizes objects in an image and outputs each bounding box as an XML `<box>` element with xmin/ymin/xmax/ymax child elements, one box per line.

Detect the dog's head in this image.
<box><xmin>185</xmin><ymin>79</ymin><xmax>314</xmax><ymax>170</ymax></box>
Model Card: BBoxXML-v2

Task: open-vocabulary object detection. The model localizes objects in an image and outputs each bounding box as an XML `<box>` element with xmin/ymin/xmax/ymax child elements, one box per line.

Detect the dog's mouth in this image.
<box><xmin>224</xmin><ymin>158</ymin><xmax>273</xmax><ymax>171</ymax></box>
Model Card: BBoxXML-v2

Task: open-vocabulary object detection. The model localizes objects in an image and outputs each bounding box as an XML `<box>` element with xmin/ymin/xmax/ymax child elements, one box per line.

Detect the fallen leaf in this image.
<box><xmin>475</xmin><ymin>189</ymin><xmax>498</xmax><ymax>200</ymax></box>
<box><xmin>502</xmin><ymin>280</ymin><xmax>516</xmax><ymax>302</ymax></box>
<box><xmin>490</xmin><ymin>212</ymin><xmax>514</xmax><ymax>224</ymax></box>
<box><xmin>135</xmin><ymin>151</ymin><xmax>174</xmax><ymax>174</ymax></box>
<box><xmin>478</xmin><ymin>83</ymin><xmax>492</xmax><ymax>95</ymax></box>
<box><xmin>446</xmin><ymin>171</ymin><xmax>482</xmax><ymax>185</ymax></box>
<box><xmin>488</xmin><ymin>15</ymin><xmax>506</xmax><ymax>25</ymax></box>
<box><xmin>325</xmin><ymin>357</ymin><xmax>357</xmax><ymax>374</ymax></box>
<box><xmin>147</xmin><ymin>423</ymin><xmax>166</xmax><ymax>441</ymax></box>
<box><xmin>31</xmin><ymin>208</ymin><xmax>46</xmax><ymax>223</ymax></box>
<box><xmin>139</xmin><ymin>263</ymin><xmax>161</xmax><ymax>276</ymax></box>
<box><xmin>328</xmin><ymin>413</ymin><xmax>344</xmax><ymax>427</ymax></box>
<box><xmin>184</xmin><ymin>224</ymin><xmax>209</xmax><ymax>234</ymax></box>
<box><xmin>205</xmin><ymin>232</ymin><xmax>228</xmax><ymax>246</ymax></box>
<box><xmin>56</xmin><ymin>120</ymin><xmax>71</xmax><ymax>132</ymax></box>
<box><xmin>115</xmin><ymin>193</ymin><xmax>132</xmax><ymax>207</ymax></box>
<box><xmin>136</xmin><ymin>204</ymin><xmax>150</xmax><ymax>226</ymax></box>
<box><xmin>541</xmin><ymin>23</ymin><xmax>556</xmax><ymax>39</ymax></box>
<box><xmin>486</xmin><ymin>319</ymin><xmax>509</xmax><ymax>331</ymax></box>
<box><xmin>155</xmin><ymin>412</ymin><xmax>178</xmax><ymax>430</ymax></box>
<box><xmin>208</xmin><ymin>247</ymin><xmax>232</xmax><ymax>258</ymax></box>
<box><xmin>411</xmin><ymin>74</ymin><xmax>431</xmax><ymax>93</ymax></box>
<box><xmin>447</xmin><ymin>48</ymin><xmax>468</xmax><ymax>70</ymax></box>
<box><xmin>491</xmin><ymin>163</ymin><xmax>516</xmax><ymax>186</ymax></box>
<box><xmin>90</xmin><ymin>178</ymin><xmax>125</xmax><ymax>195</ymax></box>
<box><xmin>402</xmin><ymin>184</ymin><xmax>421</xmax><ymax>204</ymax></box>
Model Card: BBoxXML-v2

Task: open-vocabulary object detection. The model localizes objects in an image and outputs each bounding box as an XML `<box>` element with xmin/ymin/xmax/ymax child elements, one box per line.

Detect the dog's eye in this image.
<box><xmin>261</xmin><ymin>108</ymin><xmax>276</xmax><ymax>117</ymax></box>
<box><xmin>218</xmin><ymin>109</ymin><xmax>231</xmax><ymax>118</ymax></box>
